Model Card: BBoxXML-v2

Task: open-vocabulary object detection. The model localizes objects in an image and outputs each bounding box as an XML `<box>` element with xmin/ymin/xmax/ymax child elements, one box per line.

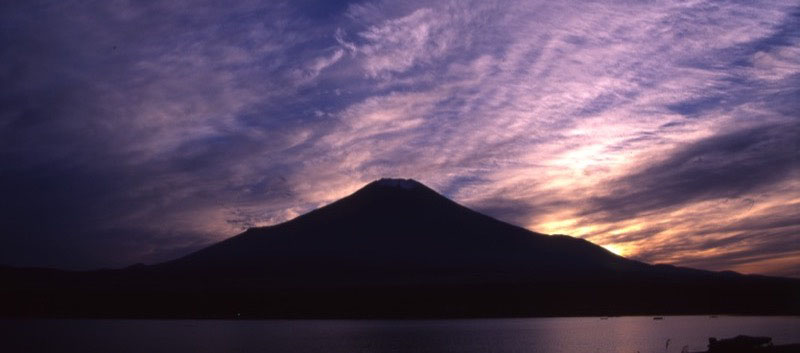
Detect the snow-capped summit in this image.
<box><xmin>372</xmin><ymin>178</ymin><xmax>423</xmax><ymax>190</ymax></box>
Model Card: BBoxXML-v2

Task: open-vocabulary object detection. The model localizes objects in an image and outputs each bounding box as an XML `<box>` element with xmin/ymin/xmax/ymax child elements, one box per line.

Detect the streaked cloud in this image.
<box><xmin>1</xmin><ymin>0</ymin><xmax>798</xmax><ymax>276</ymax></box>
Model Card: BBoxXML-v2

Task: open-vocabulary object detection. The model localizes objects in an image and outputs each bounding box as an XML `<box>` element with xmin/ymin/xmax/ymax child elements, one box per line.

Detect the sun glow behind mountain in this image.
<box><xmin>601</xmin><ymin>243</ymin><xmax>631</xmax><ymax>257</ymax></box>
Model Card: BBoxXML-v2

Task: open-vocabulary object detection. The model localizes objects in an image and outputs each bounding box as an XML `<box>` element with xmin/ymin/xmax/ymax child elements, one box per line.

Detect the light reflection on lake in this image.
<box><xmin>2</xmin><ymin>316</ymin><xmax>799</xmax><ymax>353</ymax></box>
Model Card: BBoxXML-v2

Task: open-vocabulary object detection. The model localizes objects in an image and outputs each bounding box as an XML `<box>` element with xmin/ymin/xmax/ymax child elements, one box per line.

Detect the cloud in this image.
<box><xmin>1</xmin><ymin>0</ymin><xmax>798</xmax><ymax>277</ymax></box>
<box><xmin>293</xmin><ymin>49</ymin><xmax>345</xmax><ymax>84</ymax></box>
<box><xmin>353</xmin><ymin>7</ymin><xmax>454</xmax><ymax>78</ymax></box>
<box><xmin>582</xmin><ymin>121</ymin><xmax>800</xmax><ymax>222</ymax></box>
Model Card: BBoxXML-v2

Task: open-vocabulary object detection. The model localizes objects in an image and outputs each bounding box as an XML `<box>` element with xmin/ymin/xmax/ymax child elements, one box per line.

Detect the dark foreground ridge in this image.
<box><xmin>2</xmin><ymin>178</ymin><xmax>799</xmax><ymax>318</ymax></box>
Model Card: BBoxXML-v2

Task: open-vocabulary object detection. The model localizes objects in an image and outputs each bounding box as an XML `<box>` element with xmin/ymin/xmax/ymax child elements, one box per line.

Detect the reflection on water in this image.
<box><xmin>2</xmin><ymin>316</ymin><xmax>799</xmax><ymax>353</ymax></box>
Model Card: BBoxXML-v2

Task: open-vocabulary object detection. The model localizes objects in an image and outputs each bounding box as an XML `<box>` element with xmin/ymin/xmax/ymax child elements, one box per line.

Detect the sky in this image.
<box><xmin>1</xmin><ymin>0</ymin><xmax>798</xmax><ymax>277</ymax></box>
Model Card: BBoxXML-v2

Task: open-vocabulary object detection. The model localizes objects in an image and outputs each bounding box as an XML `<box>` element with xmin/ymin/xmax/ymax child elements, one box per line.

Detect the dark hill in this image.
<box><xmin>1</xmin><ymin>178</ymin><xmax>798</xmax><ymax>318</ymax></box>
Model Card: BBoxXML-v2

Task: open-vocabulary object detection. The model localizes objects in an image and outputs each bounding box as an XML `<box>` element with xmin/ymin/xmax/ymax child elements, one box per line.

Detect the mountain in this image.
<box><xmin>159</xmin><ymin>178</ymin><xmax>646</xmax><ymax>282</ymax></box>
<box><xmin>1</xmin><ymin>178</ymin><xmax>798</xmax><ymax>318</ymax></box>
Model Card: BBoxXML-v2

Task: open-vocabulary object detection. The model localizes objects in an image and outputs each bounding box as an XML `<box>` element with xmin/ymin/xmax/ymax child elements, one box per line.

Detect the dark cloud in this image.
<box><xmin>637</xmin><ymin>226</ymin><xmax>800</xmax><ymax>278</ymax></box>
<box><xmin>666</xmin><ymin>95</ymin><xmax>725</xmax><ymax>116</ymax></box>
<box><xmin>0</xmin><ymin>0</ymin><xmax>342</xmax><ymax>269</ymax></box>
<box><xmin>583</xmin><ymin>121</ymin><xmax>800</xmax><ymax>222</ymax></box>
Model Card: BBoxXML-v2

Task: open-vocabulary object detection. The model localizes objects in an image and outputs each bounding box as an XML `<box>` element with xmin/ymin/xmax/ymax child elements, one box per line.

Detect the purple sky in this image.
<box><xmin>1</xmin><ymin>0</ymin><xmax>798</xmax><ymax>277</ymax></box>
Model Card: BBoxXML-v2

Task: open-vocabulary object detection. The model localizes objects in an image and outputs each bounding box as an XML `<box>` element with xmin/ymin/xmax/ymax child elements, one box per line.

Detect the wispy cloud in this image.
<box><xmin>1</xmin><ymin>0</ymin><xmax>798</xmax><ymax>276</ymax></box>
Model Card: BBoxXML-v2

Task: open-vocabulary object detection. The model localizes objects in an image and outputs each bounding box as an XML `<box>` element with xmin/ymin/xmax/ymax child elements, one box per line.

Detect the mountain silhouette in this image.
<box><xmin>160</xmin><ymin>178</ymin><xmax>645</xmax><ymax>282</ymax></box>
<box><xmin>1</xmin><ymin>178</ymin><xmax>798</xmax><ymax>318</ymax></box>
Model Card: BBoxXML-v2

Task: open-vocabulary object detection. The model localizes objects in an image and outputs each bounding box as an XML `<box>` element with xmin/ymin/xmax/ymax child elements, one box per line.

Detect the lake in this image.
<box><xmin>2</xmin><ymin>316</ymin><xmax>798</xmax><ymax>353</ymax></box>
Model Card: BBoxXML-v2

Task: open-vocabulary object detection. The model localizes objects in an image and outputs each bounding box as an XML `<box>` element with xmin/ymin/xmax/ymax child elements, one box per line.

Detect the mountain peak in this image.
<box><xmin>370</xmin><ymin>178</ymin><xmax>424</xmax><ymax>190</ymax></box>
<box><xmin>347</xmin><ymin>178</ymin><xmax>447</xmax><ymax>208</ymax></box>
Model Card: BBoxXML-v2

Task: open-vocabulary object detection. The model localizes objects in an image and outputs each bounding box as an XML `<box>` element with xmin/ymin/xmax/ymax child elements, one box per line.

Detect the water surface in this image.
<box><xmin>2</xmin><ymin>316</ymin><xmax>798</xmax><ymax>353</ymax></box>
